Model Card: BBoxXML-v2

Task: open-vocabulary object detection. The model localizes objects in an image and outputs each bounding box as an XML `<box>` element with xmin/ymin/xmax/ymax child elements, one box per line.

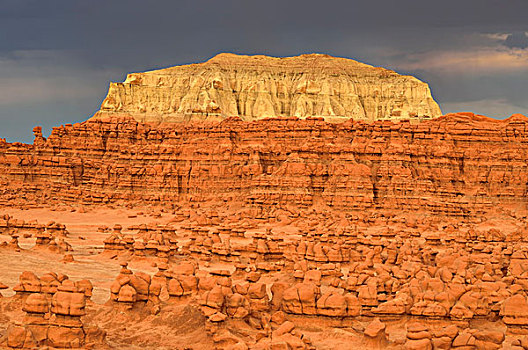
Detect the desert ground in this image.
<box><xmin>1</xmin><ymin>201</ymin><xmax>528</xmax><ymax>349</ymax></box>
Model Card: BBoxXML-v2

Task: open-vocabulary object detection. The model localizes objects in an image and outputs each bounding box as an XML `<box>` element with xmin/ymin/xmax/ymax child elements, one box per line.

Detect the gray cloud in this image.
<box><xmin>504</xmin><ymin>32</ymin><xmax>528</xmax><ymax>49</ymax></box>
<box><xmin>0</xmin><ymin>50</ymin><xmax>117</xmax><ymax>105</ymax></box>
<box><xmin>0</xmin><ymin>0</ymin><xmax>527</xmax><ymax>142</ymax></box>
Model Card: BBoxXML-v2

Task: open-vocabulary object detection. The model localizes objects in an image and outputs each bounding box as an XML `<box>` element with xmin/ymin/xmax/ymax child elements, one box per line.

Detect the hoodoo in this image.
<box><xmin>3</xmin><ymin>53</ymin><xmax>528</xmax><ymax>350</ymax></box>
<box><xmin>94</xmin><ymin>53</ymin><xmax>442</xmax><ymax>123</ymax></box>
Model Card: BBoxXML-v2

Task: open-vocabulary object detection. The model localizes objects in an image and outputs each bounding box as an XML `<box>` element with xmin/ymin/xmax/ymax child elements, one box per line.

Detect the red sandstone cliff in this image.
<box><xmin>1</xmin><ymin>112</ymin><xmax>527</xmax><ymax>216</ymax></box>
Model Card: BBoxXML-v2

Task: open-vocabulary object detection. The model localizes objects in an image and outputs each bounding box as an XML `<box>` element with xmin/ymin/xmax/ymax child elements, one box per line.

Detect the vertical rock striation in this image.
<box><xmin>1</xmin><ymin>113</ymin><xmax>528</xmax><ymax>216</ymax></box>
<box><xmin>94</xmin><ymin>53</ymin><xmax>441</xmax><ymax>123</ymax></box>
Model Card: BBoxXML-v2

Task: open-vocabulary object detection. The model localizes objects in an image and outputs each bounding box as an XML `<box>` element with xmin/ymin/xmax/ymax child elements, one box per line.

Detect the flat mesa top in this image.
<box><xmin>96</xmin><ymin>52</ymin><xmax>442</xmax><ymax>123</ymax></box>
<box><xmin>147</xmin><ymin>53</ymin><xmax>397</xmax><ymax>76</ymax></box>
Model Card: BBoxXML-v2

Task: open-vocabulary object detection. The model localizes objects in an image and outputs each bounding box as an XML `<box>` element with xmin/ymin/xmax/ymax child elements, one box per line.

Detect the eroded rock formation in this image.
<box><xmin>1</xmin><ymin>113</ymin><xmax>528</xmax><ymax>217</ymax></box>
<box><xmin>94</xmin><ymin>53</ymin><xmax>441</xmax><ymax>123</ymax></box>
<box><xmin>3</xmin><ymin>53</ymin><xmax>528</xmax><ymax>350</ymax></box>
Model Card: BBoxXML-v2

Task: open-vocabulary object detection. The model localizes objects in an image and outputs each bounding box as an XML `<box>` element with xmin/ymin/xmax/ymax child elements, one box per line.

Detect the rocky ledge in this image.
<box><xmin>0</xmin><ymin>112</ymin><xmax>527</xmax><ymax>217</ymax></box>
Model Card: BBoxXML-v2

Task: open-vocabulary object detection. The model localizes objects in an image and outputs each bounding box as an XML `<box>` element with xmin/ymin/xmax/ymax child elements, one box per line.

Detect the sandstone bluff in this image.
<box><xmin>95</xmin><ymin>53</ymin><xmax>442</xmax><ymax>123</ymax></box>
<box><xmin>2</xmin><ymin>54</ymin><xmax>528</xmax><ymax>350</ymax></box>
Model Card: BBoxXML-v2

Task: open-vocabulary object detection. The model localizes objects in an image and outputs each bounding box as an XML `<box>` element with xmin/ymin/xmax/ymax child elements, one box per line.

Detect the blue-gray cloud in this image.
<box><xmin>504</xmin><ymin>32</ymin><xmax>528</xmax><ymax>49</ymax></box>
<box><xmin>0</xmin><ymin>0</ymin><xmax>527</xmax><ymax>143</ymax></box>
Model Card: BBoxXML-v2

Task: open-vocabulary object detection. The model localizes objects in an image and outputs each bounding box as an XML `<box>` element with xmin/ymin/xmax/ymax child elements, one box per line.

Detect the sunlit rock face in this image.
<box><xmin>94</xmin><ymin>53</ymin><xmax>442</xmax><ymax>123</ymax></box>
<box><xmin>2</xmin><ymin>112</ymin><xmax>528</xmax><ymax>217</ymax></box>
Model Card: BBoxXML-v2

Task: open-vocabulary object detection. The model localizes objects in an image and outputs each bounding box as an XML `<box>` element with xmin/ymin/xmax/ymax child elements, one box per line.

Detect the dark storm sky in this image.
<box><xmin>1</xmin><ymin>0</ymin><xmax>528</xmax><ymax>142</ymax></box>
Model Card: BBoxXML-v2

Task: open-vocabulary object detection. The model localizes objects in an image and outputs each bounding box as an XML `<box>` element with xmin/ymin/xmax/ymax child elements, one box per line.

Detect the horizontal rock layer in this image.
<box><xmin>94</xmin><ymin>53</ymin><xmax>442</xmax><ymax>123</ymax></box>
<box><xmin>1</xmin><ymin>112</ymin><xmax>527</xmax><ymax>216</ymax></box>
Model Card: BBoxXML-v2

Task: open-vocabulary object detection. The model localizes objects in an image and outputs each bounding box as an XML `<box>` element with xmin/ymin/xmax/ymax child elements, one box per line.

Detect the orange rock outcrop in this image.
<box><xmin>2</xmin><ymin>54</ymin><xmax>528</xmax><ymax>349</ymax></box>
<box><xmin>1</xmin><ymin>113</ymin><xmax>528</xmax><ymax>217</ymax></box>
<box><xmin>5</xmin><ymin>272</ymin><xmax>105</xmax><ymax>349</ymax></box>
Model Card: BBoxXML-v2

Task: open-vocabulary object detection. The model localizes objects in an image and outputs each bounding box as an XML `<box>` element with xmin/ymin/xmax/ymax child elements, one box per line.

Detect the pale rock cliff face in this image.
<box><xmin>94</xmin><ymin>53</ymin><xmax>442</xmax><ymax>123</ymax></box>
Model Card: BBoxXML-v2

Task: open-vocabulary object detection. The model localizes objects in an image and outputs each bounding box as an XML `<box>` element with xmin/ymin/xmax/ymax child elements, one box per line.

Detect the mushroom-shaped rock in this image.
<box><xmin>117</xmin><ymin>284</ymin><xmax>137</xmax><ymax>303</ymax></box>
<box><xmin>23</xmin><ymin>293</ymin><xmax>49</xmax><ymax>314</ymax></box>
<box><xmin>76</xmin><ymin>279</ymin><xmax>93</xmax><ymax>299</ymax></box>
<box><xmin>14</xmin><ymin>271</ymin><xmax>41</xmax><ymax>293</ymax></box>
<box><xmin>501</xmin><ymin>294</ymin><xmax>528</xmax><ymax>325</ymax></box>
<box><xmin>51</xmin><ymin>288</ymin><xmax>86</xmax><ymax>317</ymax></box>
<box><xmin>130</xmin><ymin>273</ymin><xmax>150</xmax><ymax>301</ymax></box>
<box><xmin>40</xmin><ymin>273</ymin><xmax>61</xmax><ymax>294</ymax></box>
<box><xmin>282</xmin><ymin>283</ymin><xmax>320</xmax><ymax>315</ymax></box>
<box><xmin>363</xmin><ymin>318</ymin><xmax>389</xmax><ymax>349</ymax></box>
<box><xmin>317</xmin><ymin>291</ymin><xmax>347</xmax><ymax>317</ymax></box>
<box><xmin>0</xmin><ymin>281</ymin><xmax>7</xmax><ymax>297</ymax></box>
<box><xmin>364</xmin><ymin>318</ymin><xmax>386</xmax><ymax>338</ymax></box>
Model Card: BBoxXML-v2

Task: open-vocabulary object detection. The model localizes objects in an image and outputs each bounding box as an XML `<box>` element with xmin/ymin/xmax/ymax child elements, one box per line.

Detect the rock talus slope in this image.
<box><xmin>94</xmin><ymin>53</ymin><xmax>442</xmax><ymax>123</ymax></box>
